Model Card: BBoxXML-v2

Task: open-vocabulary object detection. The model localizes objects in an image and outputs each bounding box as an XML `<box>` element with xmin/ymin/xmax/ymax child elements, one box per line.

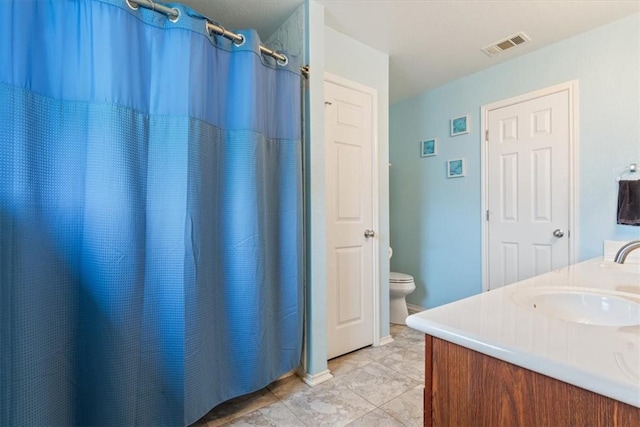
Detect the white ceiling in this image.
<box><xmin>180</xmin><ymin>0</ymin><xmax>640</xmax><ymax>103</ymax></box>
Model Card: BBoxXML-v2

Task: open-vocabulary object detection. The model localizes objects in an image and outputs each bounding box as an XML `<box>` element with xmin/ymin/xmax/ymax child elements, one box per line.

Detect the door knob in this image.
<box><xmin>364</xmin><ymin>229</ymin><xmax>376</xmax><ymax>238</ymax></box>
<box><xmin>553</xmin><ymin>229</ymin><xmax>565</xmax><ymax>238</ymax></box>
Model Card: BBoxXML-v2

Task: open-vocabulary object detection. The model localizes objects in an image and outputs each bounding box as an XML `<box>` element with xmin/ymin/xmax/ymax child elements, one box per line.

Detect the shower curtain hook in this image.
<box><xmin>215</xmin><ymin>24</ymin><xmax>226</xmax><ymax>38</ymax></box>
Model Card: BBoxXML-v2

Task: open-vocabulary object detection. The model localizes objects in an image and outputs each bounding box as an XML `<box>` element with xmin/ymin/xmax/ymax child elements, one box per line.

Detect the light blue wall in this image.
<box><xmin>265</xmin><ymin>0</ymin><xmax>330</xmax><ymax>381</ymax></box>
<box><xmin>266</xmin><ymin>3</ymin><xmax>305</xmax><ymax>60</ymax></box>
<box><xmin>303</xmin><ymin>0</ymin><xmax>328</xmax><ymax>378</ymax></box>
<box><xmin>390</xmin><ymin>13</ymin><xmax>640</xmax><ymax>310</ymax></box>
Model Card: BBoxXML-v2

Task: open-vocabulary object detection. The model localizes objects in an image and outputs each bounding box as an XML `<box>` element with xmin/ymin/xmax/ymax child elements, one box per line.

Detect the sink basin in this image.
<box><xmin>510</xmin><ymin>287</ymin><xmax>640</xmax><ymax>326</ymax></box>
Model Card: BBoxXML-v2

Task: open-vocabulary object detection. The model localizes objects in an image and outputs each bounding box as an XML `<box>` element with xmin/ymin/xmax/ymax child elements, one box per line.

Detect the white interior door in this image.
<box><xmin>325</xmin><ymin>78</ymin><xmax>375</xmax><ymax>359</ymax></box>
<box><xmin>486</xmin><ymin>88</ymin><xmax>572</xmax><ymax>290</ymax></box>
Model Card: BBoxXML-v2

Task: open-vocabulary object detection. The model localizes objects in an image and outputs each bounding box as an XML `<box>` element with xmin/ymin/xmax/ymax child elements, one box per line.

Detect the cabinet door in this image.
<box><xmin>424</xmin><ymin>335</ymin><xmax>640</xmax><ymax>426</ymax></box>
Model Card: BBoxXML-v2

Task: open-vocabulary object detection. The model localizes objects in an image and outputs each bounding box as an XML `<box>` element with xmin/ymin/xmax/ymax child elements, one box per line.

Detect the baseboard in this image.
<box><xmin>297</xmin><ymin>368</ymin><xmax>333</xmax><ymax>387</ymax></box>
<box><xmin>377</xmin><ymin>334</ymin><xmax>394</xmax><ymax>346</ymax></box>
<box><xmin>407</xmin><ymin>303</ymin><xmax>427</xmax><ymax>315</ymax></box>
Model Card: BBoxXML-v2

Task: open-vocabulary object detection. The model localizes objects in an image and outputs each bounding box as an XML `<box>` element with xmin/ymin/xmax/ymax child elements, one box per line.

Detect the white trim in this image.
<box><xmin>298</xmin><ymin>368</ymin><xmax>333</xmax><ymax>387</ymax></box>
<box><xmin>377</xmin><ymin>335</ymin><xmax>394</xmax><ymax>346</ymax></box>
<box><xmin>407</xmin><ymin>303</ymin><xmax>427</xmax><ymax>315</ymax></box>
<box><xmin>323</xmin><ymin>72</ymin><xmax>381</xmax><ymax>348</ymax></box>
<box><xmin>480</xmin><ymin>80</ymin><xmax>579</xmax><ymax>292</ymax></box>
<box><xmin>569</xmin><ymin>81</ymin><xmax>580</xmax><ymax>264</ymax></box>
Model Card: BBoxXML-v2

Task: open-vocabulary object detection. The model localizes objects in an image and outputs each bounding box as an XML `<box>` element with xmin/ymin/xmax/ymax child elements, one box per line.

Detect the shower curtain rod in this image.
<box><xmin>126</xmin><ymin>0</ymin><xmax>309</xmax><ymax>77</ymax></box>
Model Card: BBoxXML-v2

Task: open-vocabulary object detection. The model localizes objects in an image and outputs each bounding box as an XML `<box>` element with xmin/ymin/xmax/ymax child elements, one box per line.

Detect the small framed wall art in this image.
<box><xmin>420</xmin><ymin>138</ymin><xmax>437</xmax><ymax>157</ymax></box>
<box><xmin>447</xmin><ymin>158</ymin><xmax>466</xmax><ymax>178</ymax></box>
<box><xmin>450</xmin><ymin>114</ymin><xmax>469</xmax><ymax>136</ymax></box>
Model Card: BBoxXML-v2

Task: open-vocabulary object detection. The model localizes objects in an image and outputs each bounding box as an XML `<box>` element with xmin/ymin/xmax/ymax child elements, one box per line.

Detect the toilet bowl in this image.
<box><xmin>389</xmin><ymin>272</ymin><xmax>416</xmax><ymax>325</ymax></box>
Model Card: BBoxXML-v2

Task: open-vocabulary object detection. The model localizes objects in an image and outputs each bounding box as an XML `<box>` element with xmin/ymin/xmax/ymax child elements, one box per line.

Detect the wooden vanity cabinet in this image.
<box><xmin>423</xmin><ymin>335</ymin><xmax>640</xmax><ymax>426</ymax></box>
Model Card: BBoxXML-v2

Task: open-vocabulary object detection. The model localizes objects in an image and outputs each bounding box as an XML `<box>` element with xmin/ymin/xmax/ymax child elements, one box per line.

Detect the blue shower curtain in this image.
<box><xmin>0</xmin><ymin>1</ymin><xmax>303</xmax><ymax>425</ymax></box>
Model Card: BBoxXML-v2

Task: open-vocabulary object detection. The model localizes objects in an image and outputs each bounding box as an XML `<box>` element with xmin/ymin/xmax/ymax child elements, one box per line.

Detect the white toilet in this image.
<box><xmin>389</xmin><ymin>272</ymin><xmax>416</xmax><ymax>324</ymax></box>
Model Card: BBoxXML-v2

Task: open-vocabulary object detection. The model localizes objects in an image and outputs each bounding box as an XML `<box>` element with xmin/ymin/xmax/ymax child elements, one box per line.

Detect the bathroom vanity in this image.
<box><xmin>407</xmin><ymin>259</ymin><xmax>640</xmax><ymax>426</ymax></box>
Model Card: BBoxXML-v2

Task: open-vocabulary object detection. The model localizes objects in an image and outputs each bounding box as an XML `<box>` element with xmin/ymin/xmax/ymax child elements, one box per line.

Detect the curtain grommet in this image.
<box><xmin>277</xmin><ymin>55</ymin><xmax>289</xmax><ymax>67</ymax></box>
<box><xmin>233</xmin><ymin>33</ymin><xmax>246</xmax><ymax>47</ymax></box>
<box><xmin>125</xmin><ymin>0</ymin><xmax>139</xmax><ymax>11</ymax></box>
<box><xmin>168</xmin><ymin>7</ymin><xmax>180</xmax><ymax>23</ymax></box>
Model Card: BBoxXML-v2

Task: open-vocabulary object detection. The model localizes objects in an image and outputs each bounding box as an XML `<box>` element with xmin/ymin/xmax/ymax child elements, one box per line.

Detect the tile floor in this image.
<box><xmin>192</xmin><ymin>324</ymin><xmax>425</xmax><ymax>427</ymax></box>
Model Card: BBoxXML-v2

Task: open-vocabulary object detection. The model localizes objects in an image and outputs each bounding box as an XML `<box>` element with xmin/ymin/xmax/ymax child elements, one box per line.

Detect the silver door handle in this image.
<box><xmin>364</xmin><ymin>229</ymin><xmax>376</xmax><ymax>238</ymax></box>
<box><xmin>553</xmin><ymin>229</ymin><xmax>565</xmax><ymax>238</ymax></box>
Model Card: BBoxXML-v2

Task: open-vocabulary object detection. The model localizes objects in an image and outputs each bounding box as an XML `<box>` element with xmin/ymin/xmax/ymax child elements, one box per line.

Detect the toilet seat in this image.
<box><xmin>390</xmin><ymin>272</ymin><xmax>415</xmax><ymax>292</ymax></box>
<box><xmin>390</xmin><ymin>272</ymin><xmax>414</xmax><ymax>283</ymax></box>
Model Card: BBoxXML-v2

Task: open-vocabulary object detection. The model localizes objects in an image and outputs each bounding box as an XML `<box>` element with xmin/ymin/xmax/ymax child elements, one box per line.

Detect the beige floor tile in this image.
<box><xmin>328</xmin><ymin>348</ymin><xmax>374</xmax><ymax>377</ymax></box>
<box><xmin>221</xmin><ymin>401</ymin><xmax>303</xmax><ymax>427</ymax></box>
<box><xmin>380</xmin><ymin>384</ymin><xmax>425</xmax><ymax>427</ymax></box>
<box><xmin>201</xmin><ymin>388</ymin><xmax>278</xmax><ymax>427</ymax></box>
<box><xmin>277</xmin><ymin>380</ymin><xmax>376</xmax><ymax>427</ymax></box>
<box><xmin>267</xmin><ymin>374</ymin><xmax>310</xmax><ymax>399</ymax></box>
<box><xmin>346</xmin><ymin>408</ymin><xmax>405</xmax><ymax>427</ymax></box>
<box><xmin>391</xmin><ymin>327</ymin><xmax>424</xmax><ymax>347</ymax></box>
<box><xmin>333</xmin><ymin>361</ymin><xmax>419</xmax><ymax>407</ymax></box>
<box><xmin>369</xmin><ymin>345</ymin><xmax>425</xmax><ymax>382</ymax></box>
<box><xmin>389</xmin><ymin>323</ymin><xmax>406</xmax><ymax>335</ymax></box>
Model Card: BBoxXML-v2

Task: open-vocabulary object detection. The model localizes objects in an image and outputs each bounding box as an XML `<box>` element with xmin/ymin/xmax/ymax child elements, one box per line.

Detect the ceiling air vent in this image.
<box><xmin>482</xmin><ymin>32</ymin><xmax>531</xmax><ymax>57</ymax></box>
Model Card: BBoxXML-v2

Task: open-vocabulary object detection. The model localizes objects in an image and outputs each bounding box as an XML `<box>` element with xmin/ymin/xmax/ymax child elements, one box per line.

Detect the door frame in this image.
<box><xmin>324</xmin><ymin>71</ymin><xmax>381</xmax><ymax>348</ymax></box>
<box><xmin>480</xmin><ymin>80</ymin><xmax>579</xmax><ymax>292</ymax></box>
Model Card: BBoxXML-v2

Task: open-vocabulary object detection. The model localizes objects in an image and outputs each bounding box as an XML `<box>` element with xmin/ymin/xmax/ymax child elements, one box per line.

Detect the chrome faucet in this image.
<box><xmin>614</xmin><ymin>240</ymin><xmax>640</xmax><ymax>264</ymax></box>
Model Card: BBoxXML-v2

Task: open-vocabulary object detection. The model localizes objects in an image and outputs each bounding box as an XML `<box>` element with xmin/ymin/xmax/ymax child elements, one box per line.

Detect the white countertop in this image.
<box><xmin>406</xmin><ymin>258</ymin><xmax>640</xmax><ymax>408</ymax></box>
